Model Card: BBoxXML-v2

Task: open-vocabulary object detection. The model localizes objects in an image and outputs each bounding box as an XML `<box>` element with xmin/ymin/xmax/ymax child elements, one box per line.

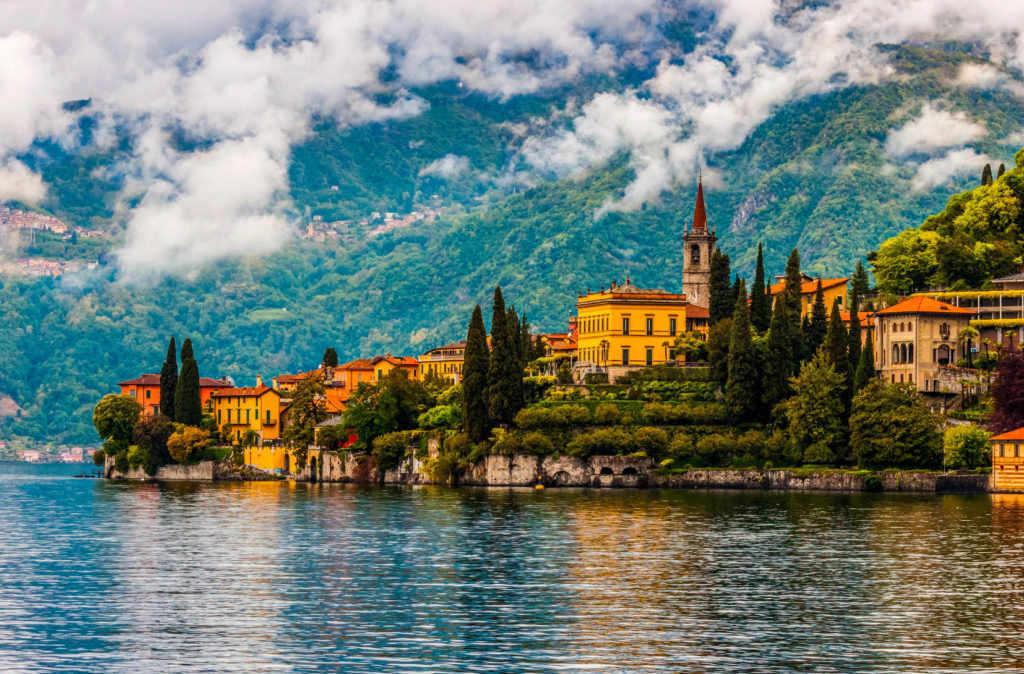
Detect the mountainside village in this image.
<box><xmin>100</xmin><ymin>180</ymin><xmax>1024</xmax><ymax>490</ymax></box>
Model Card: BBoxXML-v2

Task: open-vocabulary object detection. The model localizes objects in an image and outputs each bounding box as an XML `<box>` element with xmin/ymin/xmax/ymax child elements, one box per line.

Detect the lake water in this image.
<box><xmin>1</xmin><ymin>461</ymin><xmax>1023</xmax><ymax>672</ymax></box>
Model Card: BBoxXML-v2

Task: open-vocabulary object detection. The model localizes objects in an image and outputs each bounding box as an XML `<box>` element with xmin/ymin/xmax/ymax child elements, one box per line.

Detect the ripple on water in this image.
<box><xmin>0</xmin><ymin>463</ymin><xmax>1022</xmax><ymax>672</ymax></box>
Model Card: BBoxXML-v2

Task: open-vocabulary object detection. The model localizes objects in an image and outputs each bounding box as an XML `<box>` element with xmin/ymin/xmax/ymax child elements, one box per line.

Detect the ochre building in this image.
<box><xmin>210</xmin><ymin>386</ymin><xmax>282</xmax><ymax>445</ymax></box>
<box><xmin>418</xmin><ymin>342</ymin><xmax>466</xmax><ymax>383</ymax></box>
<box><xmin>119</xmin><ymin>373</ymin><xmax>231</xmax><ymax>417</ymax></box>
<box><xmin>990</xmin><ymin>427</ymin><xmax>1024</xmax><ymax>492</ymax></box>
<box><xmin>769</xmin><ymin>275</ymin><xmax>849</xmax><ymax>317</ymax></box>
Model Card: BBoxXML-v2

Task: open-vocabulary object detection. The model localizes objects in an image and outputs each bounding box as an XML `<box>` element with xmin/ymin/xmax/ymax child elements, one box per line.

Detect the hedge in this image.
<box><xmin>615</xmin><ymin>366</ymin><xmax>714</xmax><ymax>385</ymax></box>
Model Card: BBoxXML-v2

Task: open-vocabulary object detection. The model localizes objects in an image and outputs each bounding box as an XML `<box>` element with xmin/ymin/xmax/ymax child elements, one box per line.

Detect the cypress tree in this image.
<box><xmin>175</xmin><ymin>339</ymin><xmax>202</xmax><ymax>426</ymax></box>
<box><xmin>762</xmin><ymin>291</ymin><xmax>794</xmax><ymax>414</ymax></box>
<box><xmin>731</xmin><ymin>274</ymin><xmax>743</xmax><ymax>311</ymax></box>
<box><xmin>854</xmin><ymin>328</ymin><xmax>876</xmax><ymax>392</ymax></box>
<box><xmin>487</xmin><ymin>287</ymin><xmax>521</xmax><ymax>425</ymax></box>
<box><xmin>847</xmin><ymin>284</ymin><xmax>862</xmax><ymax>377</ymax></box>
<box><xmin>159</xmin><ymin>337</ymin><xmax>177</xmax><ymax>421</ymax></box>
<box><xmin>322</xmin><ymin>347</ymin><xmax>338</xmax><ymax>368</ymax></box>
<box><xmin>982</xmin><ymin>163</ymin><xmax>993</xmax><ymax>186</ymax></box>
<box><xmin>708</xmin><ymin>248</ymin><xmax>733</xmax><ymax>325</ymax></box>
<box><xmin>998</xmin><ymin>163</ymin><xmax>1006</xmax><ymax>179</ymax></box>
<box><xmin>463</xmin><ymin>305</ymin><xmax>491</xmax><ymax>442</ymax></box>
<box><xmin>783</xmin><ymin>248</ymin><xmax>803</xmax><ymax>313</ymax></box>
<box><xmin>507</xmin><ymin>305</ymin><xmax>522</xmax><ymax>370</ymax></box>
<box><xmin>852</xmin><ymin>260</ymin><xmax>870</xmax><ymax>299</ymax></box>
<box><xmin>520</xmin><ymin>313</ymin><xmax>533</xmax><ymax>368</ymax></box>
<box><xmin>805</xmin><ymin>280</ymin><xmax>828</xmax><ymax>355</ymax></box>
<box><xmin>750</xmin><ymin>242</ymin><xmax>770</xmax><ymax>332</ymax></box>
<box><xmin>824</xmin><ymin>301</ymin><xmax>851</xmax><ymax>406</ymax></box>
<box><xmin>726</xmin><ymin>279</ymin><xmax>759</xmax><ymax>421</ymax></box>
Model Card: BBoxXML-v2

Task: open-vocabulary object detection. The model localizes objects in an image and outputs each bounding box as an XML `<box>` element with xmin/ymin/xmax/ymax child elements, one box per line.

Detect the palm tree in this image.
<box><xmin>959</xmin><ymin>325</ymin><xmax>980</xmax><ymax>368</ymax></box>
<box><xmin>599</xmin><ymin>339</ymin><xmax>609</xmax><ymax>369</ymax></box>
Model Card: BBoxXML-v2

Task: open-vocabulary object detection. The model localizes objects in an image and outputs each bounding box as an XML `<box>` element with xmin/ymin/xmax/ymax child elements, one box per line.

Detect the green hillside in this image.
<box><xmin>2</xmin><ymin>45</ymin><xmax>1023</xmax><ymax>447</ymax></box>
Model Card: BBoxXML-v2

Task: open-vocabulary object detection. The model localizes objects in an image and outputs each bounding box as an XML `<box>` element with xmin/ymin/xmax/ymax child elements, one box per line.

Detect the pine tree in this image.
<box><xmin>159</xmin><ymin>337</ymin><xmax>177</xmax><ymax>421</ymax></box>
<box><xmin>462</xmin><ymin>305</ymin><xmax>490</xmax><ymax>442</ymax></box>
<box><xmin>998</xmin><ymin>163</ymin><xmax>1007</xmax><ymax>179</ymax></box>
<box><xmin>762</xmin><ymin>291</ymin><xmax>794</xmax><ymax>414</ymax></box>
<box><xmin>982</xmin><ymin>163</ymin><xmax>993</xmax><ymax>186</ymax></box>
<box><xmin>750</xmin><ymin>242</ymin><xmax>770</xmax><ymax>332</ymax></box>
<box><xmin>175</xmin><ymin>339</ymin><xmax>202</xmax><ymax>426</ymax></box>
<box><xmin>805</xmin><ymin>279</ymin><xmax>828</xmax><ymax>355</ymax></box>
<box><xmin>708</xmin><ymin>248</ymin><xmax>733</xmax><ymax>325</ymax></box>
<box><xmin>854</xmin><ymin>327</ymin><xmax>876</xmax><ymax>391</ymax></box>
<box><xmin>726</xmin><ymin>279</ymin><xmax>759</xmax><ymax>421</ymax></box>
<box><xmin>487</xmin><ymin>287</ymin><xmax>522</xmax><ymax>425</ymax></box>
<box><xmin>322</xmin><ymin>347</ymin><xmax>338</xmax><ymax>368</ymax></box>
<box><xmin>824</xmin><ymin>300</ymin><xmax>851</xmax><ymax>405</ymax></box>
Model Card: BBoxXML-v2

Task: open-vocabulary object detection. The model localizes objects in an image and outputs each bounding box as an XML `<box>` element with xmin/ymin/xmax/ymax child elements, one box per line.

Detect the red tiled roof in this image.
<box><xmin>210</xmin><ymin>386</ymin><xmax>279</xmax><ymax>398</ymax></box>
<box><xmin>876</xmin><ymin>296</ymin><xmax>975</xmax><ymax>316</ymax></box>
<box><xmin>276</xmin><ymin>369</ymin><xmax>320</xmax><ymax>383</ymax></box>
<box><xmin>768</xmin><ymin>277</ymin><xmax>848</xmax><ymax>296</ymax></box>
<box><xmin>687</xmin><ymin>305</ymin><xmax>710</xmax><ymax>319</ymax></box>
<box><xmin>990</xmin><ymin>427</ymin><xmax>1024</xmax><ymax>441</ymax></box>
<box><xmin>340</xmin><ymin>359</ymin><xmax>374</xmax><ymax>370</ymax></box>
<box><xmin>839</xmin><ymin>311</ymin><xmax>873</xmax><ymax>328</ymax></box>
<box><xmin>120</xmin><ymin>374</ymin><xmax>231</xmax><ymax>388</ymax></box>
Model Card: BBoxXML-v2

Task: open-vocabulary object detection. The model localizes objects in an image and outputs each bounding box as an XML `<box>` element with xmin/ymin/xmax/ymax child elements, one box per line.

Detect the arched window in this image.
<box><xmin>900</xmin><ymin>322</ymin><xmax>905</xmax><ymax>332</ymax></box>
<box><xmin>892</xmin><ymin>345</ymin><xmax>900</xmax><ymax>364</ymax></box>
<box><xmin>691</xmin><ymin>244</ymin><xmax>701</xmax><ymax>265</ymax></box>
<box><xmin>936</xmin><ymin>344</ymin><xmax>951</xmax><ymax>365</ymax></box>
<box><xmin>900</xmin><ymin>344</ymin><xmax>908</xmax><ymax>363</ymax></box>
<box><xmin>908</xmin><ymin>322</ymin><xmax>913</xmax><ymax>332</ymax></box>
<box><xmin>893</xmin><ymin>324</ymin><xmax>898</xmax><ymax>333</ymax></box>
<box><xmin>907</xmin><ymin>344</ymin><xmax>914</xmax><ymax>363</ymax></box>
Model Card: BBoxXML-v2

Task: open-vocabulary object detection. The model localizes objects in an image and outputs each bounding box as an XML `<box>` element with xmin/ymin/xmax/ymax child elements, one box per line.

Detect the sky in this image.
<box><xmin>0</xmin><ymin>0</ymin><xmax>1023</xmax><ymax>277</ymax></box>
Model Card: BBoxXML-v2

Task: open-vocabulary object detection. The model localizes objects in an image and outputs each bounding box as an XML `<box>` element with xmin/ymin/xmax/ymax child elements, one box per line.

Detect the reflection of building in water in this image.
<box><xmin>989</xmin><ymin>428</ymin><xmax>1024</xmax><ymax>491</ymax></box>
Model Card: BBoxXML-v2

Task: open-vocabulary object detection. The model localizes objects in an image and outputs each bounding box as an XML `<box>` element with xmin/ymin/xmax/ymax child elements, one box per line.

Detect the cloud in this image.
<box><xmin>910</xmin><ymin>148</ymin><xmax>990</xmax><ymax>190</ymax></box>
<box><xmin>419</xmin><ymin>154</ymin><xmax>470</xmax><ymax>179</ymax></box>
<box><xmin>884</xmin><ymin>104</ymin><xmax>986</xmax><ymax>157</ymax></box>
<box><xmin>0</xmin><ymin>159</ymin><xmax>46</xmax><ymax>204</ymax></box>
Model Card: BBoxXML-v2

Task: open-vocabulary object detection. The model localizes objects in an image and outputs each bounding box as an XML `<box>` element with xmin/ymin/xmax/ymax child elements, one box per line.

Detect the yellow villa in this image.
<box><xmin>210</xmin><ymin>385</ymin><xmax>282</xmax><ymax>445</ymax></box>
<box><xmin>575</xmin><ymin>279</ymin><xmax>690</xmax><ymax>379</ymax></box>
<box><xmin>769</xmin><ymin>275</ymin><xmax>849</xmax><ymax>317</ymax></box>
<box><xmin>418</xmin><ymin>342</ymin><xmax>466</xmax><ymax>382</ymax></box>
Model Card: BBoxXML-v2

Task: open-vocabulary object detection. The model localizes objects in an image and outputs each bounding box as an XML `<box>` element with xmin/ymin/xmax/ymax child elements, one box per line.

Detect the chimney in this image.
<box><xmin>256</xmin><ymin>375</ymin><xmax>263</xmax><ymax>388</ymax></box>
<box><xmin>271</xmin><ymin>376</ymin><xmax>278</xmax><ymax>390</ymax></box>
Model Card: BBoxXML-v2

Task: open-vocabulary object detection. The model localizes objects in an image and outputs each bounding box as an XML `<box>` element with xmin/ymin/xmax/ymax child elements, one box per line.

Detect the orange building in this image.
<box><xmin>769</xmin><ymin>275</ymin><xmax>849</xmax><ymax>317</ymax></box>
<box><xmin>990</xmin><ymin>427</ymin><xmax>1024</xmax><ymax>492</ymax></box>
<box><xmin>119</xmin><ymin>374</ymin><xmax>232</xmax><ymax>417</ymax></box>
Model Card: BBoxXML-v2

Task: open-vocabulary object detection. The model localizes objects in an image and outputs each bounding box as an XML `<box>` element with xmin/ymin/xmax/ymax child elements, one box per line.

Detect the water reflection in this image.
<box><xmin>1</xmin><ymin>464</ymin><xmax>1023</xmax><ymax>671</ymax></box>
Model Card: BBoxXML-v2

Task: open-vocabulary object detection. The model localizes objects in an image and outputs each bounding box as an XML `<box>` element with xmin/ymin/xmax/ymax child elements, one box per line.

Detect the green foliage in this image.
<box><xmin>708</xmin><ymin>248</ymin><xmax>733</xmax><ymax>325</ymax></box>
<box><xmin>463</xmin><ymin>304</ymin><xmax>491</xmax><ymax>442</ymax></box>
<box><xmin>92</xmin><ymin>394</ymin><xmax>141</xmax><ymax>445</ymax></box>
<box><xmin>633</xmin><ymin>427</ymin><xmax>669</xmax><ymax>457</ymax></box>
<box><xmin>750</xmin><ymin>242</ymin><xmax>771</xmax><ymax>332</ymax></box>
<box><xmin>849</xmin><ymin>380</ymin><xmax>943</xmax><ymax>469</ymax></box>
<box><xmin>159</xmin><ymin>337</ymin><xmax>177</xmax><ymax>421</ymax></box>
<box><xmin>126</xmin><ymin>444</ymin><xmax>147</xmax><ymax>470</ymax></box>
<box><xmin>322</xmin><ymin>347</ymin><xmax>338</xmax><ymax>368</ymax></box>
<box><xmin>762</xmin><ymin>291</ymin><xmax>794</xmax><ymax>413</ymax></box>
<box><xmin>282</xmin><ymin>377</ymin><xmax>328</xmax><ymax>453</ymax></box>
<box><xmin>317</xmin><ymin>423</ymin><xmax>350</xmax><ymax>451</ymax></box>
<box><xmin>417</xmin><ymin>404</ymin><xmax>462</xmax><ymax>430</ymax></box>
<box><xmin>781</xmin><ymin>350</ymin><xmax>847</xmax><ymax>465</ymax></box>
<box><xmin>175</xmin><ymin>340</ymin><xmax>202</xmax><ymax>426</ymax></box>
<box><xmin>487</xmin><ymin>287</ymin><xmax>523</xmax><ymax>425</ymax></box>
<box><xmin>863</xmin><ymin>473</ymin><xmax>883</xmax><ymax>492</ymax></box>
<box><xmin>566</xmin><ymin>428</ymin><xmax>635</xmax><ymax>458</ymax></box>
<box><xmin>854</xmin><ymin>328</ymin><xmax>876</xmax><ymax>392</ymax></box>
<box><xmin>113</xmin><ymin>450</ymin><xmax>129</xmax><ymax>474</ymax></box>
<box><xmin>707</xmin><ymin>318</ymin><xmax>733</xmax><ymax>382</ymax></box>
<box><xmin>342</xmin><ymin>370</ymin><xmax>432</xmax><ymax>452</ymax></box>
<box><xmin>132</xmin><ymin>413</ymin><xmax>175</xmax><ymax>473</ymax></box>
<box><xmin>726</xmin><ymin>280</ymin><xmax>759</xmax><ymax>421</ymax></box>
<box><xmin>615</xmin><ymin>366</ymin><xmax>713</xmax><ymax>384</ymax></box>
<box><xmin>943</xmin><ymin>425</ymin><xmax>990</xmax><ymax>470</ymax></box>
<box><xmin>167</xmin><ymin>426</ymin><xmax>211</xmax><ymax>464</ymax></box>
<box><xmin>372</xmin><ymin>431</ymin><xmax>413</xmax><ymax>473</ymax></box>
<box><xmin>673</xmin><ymin>332</ymin><xmax>708</xmax><ymax>362</ymax></box>
<box><xmin>824</xmin><ymin>299</ymin><xmax>852</xmax><ymax>407</ymax></box>
<box><xmin>594</xmin><ymin>403</ymin><xmax>621</xmax><ymax>425</ymax></box>
<box><xmin>92</xmin><ymin>449</ymin><xmax>105</xmax><ymax>466</ymax></box>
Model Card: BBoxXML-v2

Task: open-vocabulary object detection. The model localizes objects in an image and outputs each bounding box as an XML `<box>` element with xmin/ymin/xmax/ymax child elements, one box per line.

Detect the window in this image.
<box><xmin>837</xmin><ymin>296</ymin><xmax>843</xmax><ymax>305</ymax></box>
<box><xmin>145</xmin><ymin>390</ymin><xmax>151</xmax><ymax>399</ymax></box>
<box><xmin>218</xmin><ymin>410</ymin><xmax>222</xmax><ymax>424</ymax></box>
<box><xmin>908</xmin><ymin>344</ymin><xmax>914</xmax><ymax>363</ymax></box>
<box><xmin>622</xmin><ymin>317</ymin><xmax>630</xmax><ymax>335</ymax></box>
<box><xmin>646</xmin><ymin>349</ymin><xmax>653</xmax><ymax>366</ymax></box>
<box><xmin>1000</xmin><ymin>444</ymin><xmax>1005</xmax><ymax>457</ymax></box>
<box><xmin>246</xmin><ymin>408</ymin><xmax>250</xmax><ymax>423</ymax></box>
<box><xmin>936</xmin><ymin>344</ymin><xmax>951</xmax><ymax>366</ymax></box>
<box><xmin>266</xmin><ymin>410</ymin><xmax>271</xmax><ymax>425</ymax></box>
<box><xmin>646</xmin><ymin>318</ymin><xmax>653</xmax><ymax>336</ymax></box>
<box><xmin>908</xmin><ymin>322</ymin><xmax>913</xmax><ymax>332</ymax></box>
<box><xmin>691</xmin><ymin>244</ymin><xmax>700</xmax><ymax>265</ymax></box>
<box><xmin>892</xmin><ymin>324</ymin><xmax>897</xmax><ymax>333</ymax></box>
<box><xmin>669</xmin><ymin>318</ymin><xmax>677</xmax><ymax>336</ymax></box>
<box><xmin>925</xmin><ymin>380</ymin><xmax>929</xmax><ymax>391</ymax></box>
<box><xmin>892</xmin><ymin>345</ymin><xmax>900</xmax><ymax>364</ymax></box>
<box><xmin>622</xmin><ymin>348</ymin><xmax>630</xmax><ymax>366</ymax></box>
<box><xmin>807</xmin><ymin>295</ymin><xmax>812</xmax><ymax>306</ymax></box>
<box><xmin>940</xmin><ymin>322</ymin><xmax>950</xmax><ymax>339</ymax></box>
<box><xmin>129</xmin><ymin>389</ymin><xmax>137</xmax><ymax>398</ymax></box>
<box><xmin>900</xmin><ymin>344</ymin><xmax>908</xmax><ymax>363</ymax></box>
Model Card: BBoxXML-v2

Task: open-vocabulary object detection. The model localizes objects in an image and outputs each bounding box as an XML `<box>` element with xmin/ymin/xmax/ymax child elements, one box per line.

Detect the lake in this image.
<box><xmin>1</xmin><ymin>461</ymin><xmax>1022</xmax><ymax>672</ymax></box>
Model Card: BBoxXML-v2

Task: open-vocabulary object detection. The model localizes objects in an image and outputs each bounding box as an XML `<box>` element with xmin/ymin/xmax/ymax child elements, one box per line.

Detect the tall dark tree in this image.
<box><xmin>507</xmin><ymin>305</ymin><xmax>522</xmax><ymax>371</ymax></box>
<box><xmin>708</xmin><ymin>248</ymin><xmax>733</xmax><ymax>325</ymax></box>
<box><xmin>750</xmin><ymin>242</ymin><xmax>771</xmax><ymax>332</ymax></box>
<box><xmin>854</xmin><ymin>327</ymin><xmax>876</xmax><ymax>391</ymax></box>
<box><xmin>175</xmin><ymin>338</ymin><xmax>202</xmax><ymax>426</ymax></box>
<box><xmin>989</xmin><ymin>348</ymin><xmax>1024</xmax><ymax>434</ymax></box>
<box><xmin>462</xmin><ymin>305</ymin><xmax>491</xmax><ymax>442</ymax></box>
<box><xmin>982</xmin><ymin>163</ymin><xmax>993</xmax><ymax>186</ymax></box>
<box><xmin>731</xmin><ymin>274</ymin><xmax>743</xmax><ymax>310</ymax></box>
<box><xmin>824</xmin><ymin>300</ymin><xmax>851</xmax><ymax>407</ymax></box>
<box><xmin>159</xmin><ymin>337</ymin><xmax>178</xmax><ymax>421</ymax></box>
<box><xmin>519</xmin><ymin>313</ymin><xmax>533</xmax><ymax>368</ymax></box>
<box><xmin>726</xmin><ymin>279</ymin><xmax>759</xmax><ymax>421</ymax></box>
<box><xmin>322</xmin><ymin>347</ymin><xmax>338</xmax><ymax>368</ymax></box>
<box><xmin>998</xmin><ymin>163</ymin><xmax>1007</xmax><ymax>179</ymax></box>
<box><xmin>487</xmin><ymin>287</ymin><xmax>522</xmax><ymax>425</ymax></box>
<box><xmin>805</xmin><ymin>279</ymin><xmax>828</xmax><ymax>355</ymax></box>
<box><xmin>783</xmin><ymin>248</ymin><xmax>803</xmax><ymax>312</ymax></box>
<box><xmin>762</xmin><ymin>291</ymin><xmax>794</xmax><ymax>414</ymax></box>
<box><xmin>851</xmin><ymin>260</ymin><xmax>870</xmax><ymax>299</ymax></box>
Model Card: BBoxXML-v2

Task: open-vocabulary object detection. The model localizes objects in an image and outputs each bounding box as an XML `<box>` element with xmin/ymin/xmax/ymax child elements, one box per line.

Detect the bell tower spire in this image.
<box><xmin>681</xmin><ymin>175</ymin><xmax>717</xmax><ymax>308</ymax></box>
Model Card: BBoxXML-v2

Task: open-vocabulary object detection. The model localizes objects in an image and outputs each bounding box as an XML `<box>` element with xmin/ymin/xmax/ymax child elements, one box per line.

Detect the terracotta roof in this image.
<box><xmin>120</xmin><ymin>374</ymin><xmax>231</xmax><ymax>388</ymax></box>
<box><xmin>210</xmin><ymin>386</ymin><xmax>279</xmax><ymax>398</ymax></box>
<box><xmin>875</xmin><ymin>296</ymin><xmax>975</xmax><ymax>316</ymax></box>
<box><xmin>768</xmin><ymin>277</ymin><xmax>848</xmax><ymax>296</ymax></box>
<box><xmin>990</xmin><ymin>427</ymin><xmax>1024</xmax><ymax>441</ymax></box>
<box><xmin>369</xmin><ymin>355</ymin><xmax>418</xmax><ymax>366</ymax></box>
<box><xmin>276</xmin><ymin>369</ymin><xmax>320</xmax><ymax>384</ymax></box>
<box><xmin>687</xmin><ymin>305</ymin><xmax>710</xmax><ymax>319</ymax></box>
<box><xmin>340</xmin><ymin>358</ymin><xmax>374</xmax><ymax>370</ymax></box>
<box><xmin>839</xmin><ymin>311</ymin><xmax>873</xmax><ymax>329</ymax></box>
<box><xmin>692</xmin><ymin>178</ymin><xmax>707</xmax><ymax>231</ymax></box>
<box><xmin>422</xmin><ymin>341</ymin><xmax>467</xmax><ymax>353</ymax></box>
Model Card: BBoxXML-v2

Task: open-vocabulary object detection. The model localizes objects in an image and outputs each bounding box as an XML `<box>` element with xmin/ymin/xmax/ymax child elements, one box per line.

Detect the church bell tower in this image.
<box><xmin>681</xmin><ymin>177</ymin><xmax>716</xmax><ymax>308</ymax></box>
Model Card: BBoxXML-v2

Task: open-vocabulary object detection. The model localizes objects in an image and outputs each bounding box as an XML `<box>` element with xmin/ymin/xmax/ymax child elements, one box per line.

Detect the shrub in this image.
<box><xmin>92</xmin><ymin>449</ymin><xmax>106</xmax><ymax>467</ymax></box>
<box><xmin>616</xmin><ymin>366</ymin><xmax>713</xmax><ymax>384</ymax></box>
<box><xmin>167</xmin><ymin>427</ymin><xmax>212</xmax><ymax>464</ymax></box>
<box><xmin>668</xmin><ymin>432</ymin><xmax>697</xmax><ymax>462</ymax></box>
<box><xmin>126</xmin><ymin>445</ymin><xmax>147</xmax><ymax>470</ymax></box>
<box><xmin>633</xmin><ymin>427</ymin><xmax>669</xmax><ymax>457</ymax></box>
<box><xmin>556</xmin><ymin>404</ymin><xmax>590</xmax><ymax>425</ymax></box>
<box><xmin>567</xmin><ymin>428</ymin><xmax>635</xmax><ymax>458</ymax></box>
<box><xmin>642</xmin><ymin>402</ymin><xmax>675</xmax><ymax>424</ymax></box>
<box><xmin>521</xmin><ymin>431</ymin><xmax>555</xmax><ymax>455</ymax></box>
<box><xmin>523</xmin><ymin>376</ymin><xmax>556</xmax><ymax>404</ymax></box>
<box><xmin>372</xmin><ymin>431</ymin><xmax>413</xmax><ymax>473</ymax></box>
<box><xmin>113</xmin><ymin>450</ymin><xmax>129</xmax><ymax>474</ymax></box>
<box><xmin>863</xmin><ymin>473</ymin><xmax>883</xmax><ymax>492</ymax></box>
<box><xmin>696</xmin><ymin>434</ymin><xmax>739</xmax><ymax>466</ymax></box>
<box><xmin>594</xmin><ymin>403</ymin><xmax>621</xmax><ymax>425</ymax></box>
<box><xmin>515</xmin><ymin>407</ymin><xmax>555</xmax><ymax>429</ymax></box>
<box><xmin>418</xmin><ymin>404</ymin><xmax>462</xmax><ymax>430</ymax></box>
<box><xmin>674</xmin><ymin>402</ymin><xmax>729</xmax><ymax>424</ymax></box>
<box><xmin>943</xmin><ymin>425</ymin><xmax>991</xmax><ymax>470</ymax></box>
<box><xmin>583</xmin><ymin>372</ymin><xmax>609</xmax><ymax>385</ymax></box>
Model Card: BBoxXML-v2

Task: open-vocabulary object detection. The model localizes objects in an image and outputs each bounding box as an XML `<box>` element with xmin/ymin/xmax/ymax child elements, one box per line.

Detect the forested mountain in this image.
<box><xmin>2</xmin><ymin>44</ymin><xmax>1024</xmax><ymax>446</ymax></box>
